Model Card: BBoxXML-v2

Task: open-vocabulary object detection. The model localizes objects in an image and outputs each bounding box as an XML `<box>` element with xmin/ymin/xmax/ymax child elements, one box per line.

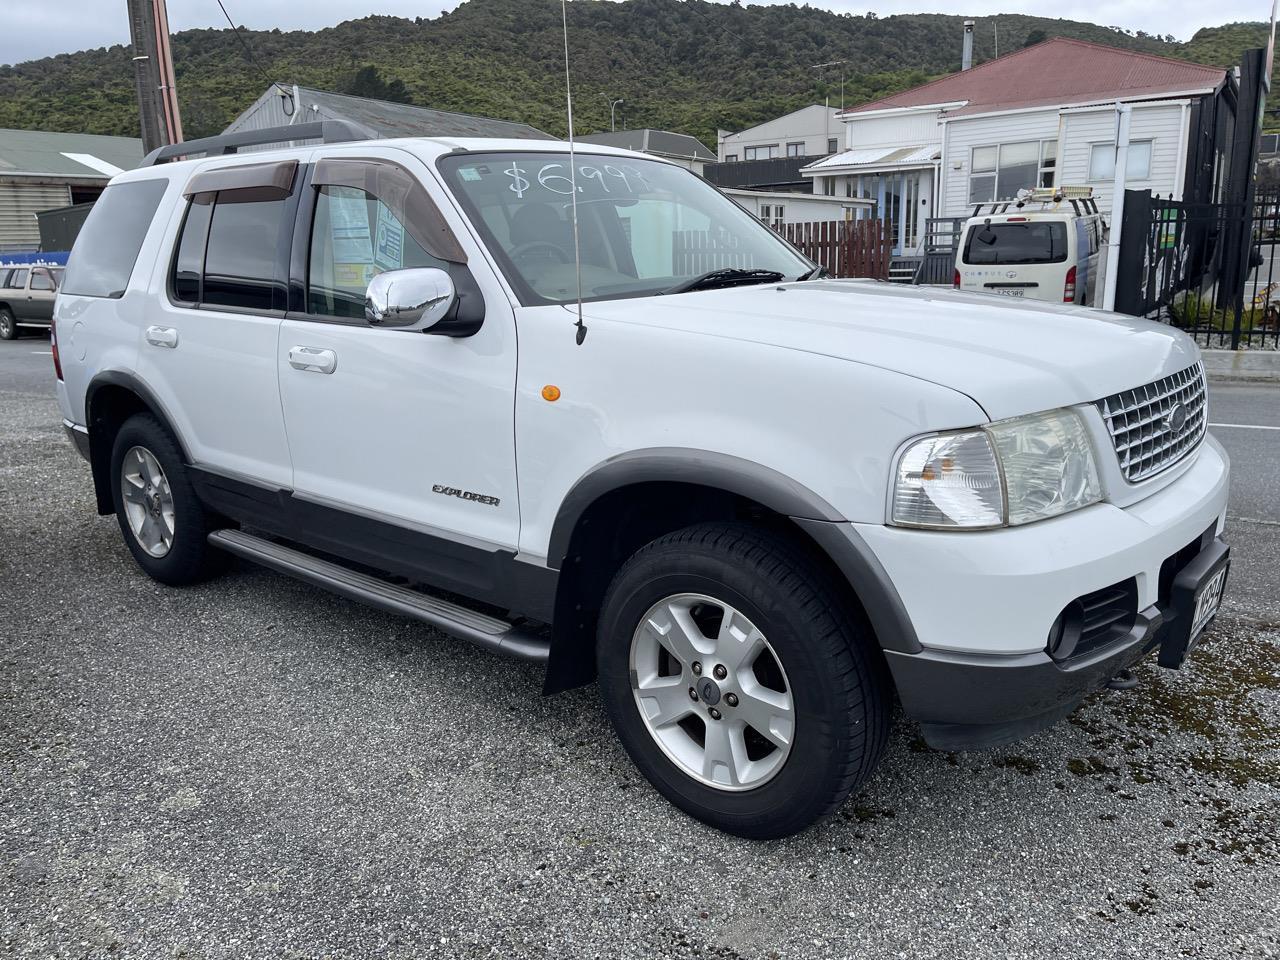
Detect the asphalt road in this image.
<box><xmin>2</xmin><ymin>338</ymin><xmax>1278</xmax><ymax>958</ymax></box>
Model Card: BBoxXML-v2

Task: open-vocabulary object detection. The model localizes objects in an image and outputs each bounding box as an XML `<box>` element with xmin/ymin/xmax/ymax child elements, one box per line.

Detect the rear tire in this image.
<box><xmin>597</xmin><ymin>522</ymin><xmax>890</xmax><ymax>839</ymax></box>
<box><xmin>109</xmin><ymin>413</ymin><xmax>224</xmax><ymax>585</ymax></box>
<box><xmin>0</xmin><ymin>308</ymin><xmax>17</xmax><ymax>340</ymax></box>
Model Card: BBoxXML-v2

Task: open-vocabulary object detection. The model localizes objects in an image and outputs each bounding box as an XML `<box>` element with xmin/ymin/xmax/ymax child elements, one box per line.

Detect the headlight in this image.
<box><xmin>891</xmin><ymin>408</ymin><xmax>1101</xmax><ymax>530</ymax></box>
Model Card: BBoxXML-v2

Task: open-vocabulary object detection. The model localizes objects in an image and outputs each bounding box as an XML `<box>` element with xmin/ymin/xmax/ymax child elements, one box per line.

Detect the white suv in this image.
<box><xmin>53</xmin><ymin>123</ymin><xmax>1231</xmax><ymax>839</ymax></box>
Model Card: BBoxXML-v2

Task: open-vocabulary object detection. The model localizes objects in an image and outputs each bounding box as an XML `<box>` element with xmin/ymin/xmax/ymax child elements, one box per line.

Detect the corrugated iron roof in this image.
<box><xmin>577</xmin><ymin>128</ymin><xmax>717</xmax><ymax>162</ymax></box>
<box><xmin>802</xmin><ymin>144</ymin><xmax>940</xmax><ymax>172</ymax></box>
<box><xmin>843</xmin><ymin>38</ymin><xmax>1226</xmax><ymax>119</ymax></box>
<box><xmin>280</xmin><ymin>87</ymin><xmax>553</xmax><ymax>140</ymax></box>
<box><xmin>0</xmin><ymin>128</ymin><xmax>143</xmax><ymax>179</ymax></box>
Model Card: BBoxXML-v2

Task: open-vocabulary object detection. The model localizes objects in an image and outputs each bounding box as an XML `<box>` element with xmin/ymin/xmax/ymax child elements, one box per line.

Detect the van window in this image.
<box><xmin>964</xmin><ymin>221</ymin><xmax>1068</xmax><ymax>265</ymax></box>
<box><xmin>62</xmin><ymin>179</ymin><xmax>169</xmax><ymax>299</ymax></box>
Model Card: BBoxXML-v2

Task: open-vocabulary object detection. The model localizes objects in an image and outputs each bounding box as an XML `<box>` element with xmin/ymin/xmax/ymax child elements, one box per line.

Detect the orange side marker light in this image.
<box><xmin>541</xmin><ymin>384</ymin><xmax>562</xmax><ymax>402</ymax></box>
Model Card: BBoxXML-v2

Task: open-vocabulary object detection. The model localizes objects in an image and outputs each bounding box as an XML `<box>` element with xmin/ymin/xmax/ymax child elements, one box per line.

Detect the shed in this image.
<box><xmin>0</xmin><ymin>129</ymin><xmax>143</xmax><ymax>252</ymax></box>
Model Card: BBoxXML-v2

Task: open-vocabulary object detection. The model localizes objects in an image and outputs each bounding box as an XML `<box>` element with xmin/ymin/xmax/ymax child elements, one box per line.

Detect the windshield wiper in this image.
<box><xmin>660</xmin><ymin>267</ymin><xmax>785</xmax><ymax>295</ymax></box>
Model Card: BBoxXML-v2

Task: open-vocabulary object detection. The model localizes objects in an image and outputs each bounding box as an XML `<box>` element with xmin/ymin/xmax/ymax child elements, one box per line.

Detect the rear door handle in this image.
<box><xmin>288</xmin><ymin>346</ymin><xmax>337</xmax><ymax>374</ymax></box>
<box><xmin>145</xmin><ymin>326</ymin><xmax>179</xmax><ymax>348</ymax></box>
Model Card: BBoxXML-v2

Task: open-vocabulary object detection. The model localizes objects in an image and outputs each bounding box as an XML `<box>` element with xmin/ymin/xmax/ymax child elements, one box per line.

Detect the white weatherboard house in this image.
<box><xmin>801</xmin><ymin>39</ymin><xmax>1229</xmax><ymax>257</ymax></box>
<box><xmin>718</xmin><ymin>104</ymin><xmax>843</xmax><ymax>162</ymax></box>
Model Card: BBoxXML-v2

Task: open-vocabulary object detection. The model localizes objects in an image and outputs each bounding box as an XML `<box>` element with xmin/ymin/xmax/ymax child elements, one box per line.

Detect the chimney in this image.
<box><xmin>962</xmin><ymin>20</ymin><xmax>975</xmax><ymax>71</ymax></box>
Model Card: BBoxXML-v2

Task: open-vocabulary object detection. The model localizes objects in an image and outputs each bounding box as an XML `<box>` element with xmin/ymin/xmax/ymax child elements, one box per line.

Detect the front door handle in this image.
<box><xmin>145</xmin><ymin>326</ymin><xmax>179</xmax><ymax>348</ymax></box>
<box><xmin>288</xmin><ymin>346</ymin><xmax>337</xmax><ymax>374</ymax></box>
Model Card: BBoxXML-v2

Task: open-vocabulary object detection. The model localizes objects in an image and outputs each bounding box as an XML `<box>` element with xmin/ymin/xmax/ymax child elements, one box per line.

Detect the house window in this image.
<box><xmin>759</xmin><ymin>204</ymin><xmax>784</xmax><ymax>227</ymax></box>
<box><xmin>744</xmin><ymin>145</ymin><xmax>780</xmax><ymax>161</ymax></box>
<box><xmin>724</xmin><ymin>153</ymin><xmax>738</xmax><ymax>163</ymax></box>
<box><xmin>786</xmin><ymin>142</ymin><xmax>805</xmax><ymax>157</ymax></box>
<box><xmin>1088</xmin><ymin>140</ymin><xmax>1153</xmax><ymax>181</ymax></box>
<box><xmin>1039</xmin><ymin>140</ymin><xmax>1057</xmax><ymax>188</ymax></box>
<box><xmin>968</xmin><ymin>140</ymin><xmax>1058</xmax><ymax>203</ymax></box>
<box><xmin>828</xmin><ymin>138</ymin><xmax>839</xmax><ymax>154</ymax></box>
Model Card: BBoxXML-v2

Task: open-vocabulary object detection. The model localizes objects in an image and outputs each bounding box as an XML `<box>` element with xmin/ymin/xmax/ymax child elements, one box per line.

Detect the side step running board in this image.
<box><xmin>208</xmin><ymin>529</ymin><xmax>550</xmax><ymax>663</ymax></box>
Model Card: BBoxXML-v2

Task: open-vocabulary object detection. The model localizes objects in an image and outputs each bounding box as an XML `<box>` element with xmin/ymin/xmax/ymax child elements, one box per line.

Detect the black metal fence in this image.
<box><xmin>1115</xmin><ymin>188</ymin><xmax>1280</xmax><ymax>350</ymax></box>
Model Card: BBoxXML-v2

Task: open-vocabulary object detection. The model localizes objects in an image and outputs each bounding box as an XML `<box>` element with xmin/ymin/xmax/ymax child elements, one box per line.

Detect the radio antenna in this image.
<box><xmin>560</xmin><ymin>0</ymin><xmax>588</xmax><ymax>345</ymax></box>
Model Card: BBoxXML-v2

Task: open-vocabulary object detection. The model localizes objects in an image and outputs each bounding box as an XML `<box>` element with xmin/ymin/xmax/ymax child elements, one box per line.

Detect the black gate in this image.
<box><xmin>1114</xmin><ymin>187</ymin><xmax>1280</xmax><ymax>350</ymax></box>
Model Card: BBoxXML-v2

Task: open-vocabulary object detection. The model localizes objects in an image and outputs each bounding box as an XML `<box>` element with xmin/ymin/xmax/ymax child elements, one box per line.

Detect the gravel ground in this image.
<box><xmin>2</xmin><ymin>356</ymin><xmax>1279</xmax><ymax>958</ymax></box>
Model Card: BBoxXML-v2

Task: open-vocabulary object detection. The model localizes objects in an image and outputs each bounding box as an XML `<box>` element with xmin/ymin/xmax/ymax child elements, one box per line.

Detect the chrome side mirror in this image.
<box><xmin>365</xmin><ymin>267</ymin><xmax>456</xmax><ymax>332</ymax></box>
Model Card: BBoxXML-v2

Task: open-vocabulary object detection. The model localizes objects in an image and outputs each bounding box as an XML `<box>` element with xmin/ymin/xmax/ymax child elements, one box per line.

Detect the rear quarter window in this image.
<box><xmin>62</xmin><ymin>178</ymin><xmax>170</xmax><ymax>299</ymax></box>
<box><xmin>963</xmin><ymin>221</ymin><xmax>1068</xmax><ymax>265</ymax></box>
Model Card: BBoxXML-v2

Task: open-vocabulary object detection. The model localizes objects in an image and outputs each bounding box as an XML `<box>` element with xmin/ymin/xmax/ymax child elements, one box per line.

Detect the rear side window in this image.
<box><xmin>62</xmin><ymin>179</ymin><xmax>168</xmax><ymax>298</ymax></box>
<box><xmin>30</xmin><ymin>269</ymin><xmax>54</xmax><ymax>291</ymax></box>
<box><xmin>170</xmin><ymin>191</ymin><xmax>291</xmax><ymax>312</ymax></box>
<box><xmin>964</xmin><ymin>221</ymin><xmax>1067</xmax><ymax>265</ymax></box>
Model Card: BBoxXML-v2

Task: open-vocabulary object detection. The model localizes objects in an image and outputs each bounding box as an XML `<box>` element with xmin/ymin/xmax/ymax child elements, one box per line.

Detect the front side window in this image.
<box><xmin>63</xmin><ymin>178</ymin><xmax>168</xmax><ymax>299</ymax></box>
<box><xmin>307</xmin><ymin>184</ymin><xmax>449</xmax><ymax>318</ymax></box>
<box><xmin>439</xmin><ymin>152</ymin><xmax>809</xmax><ymax>304</ymax></box>
<box><xmin>963</xmin><ymin>221</ymin><xmax>1068</xmax><ymax>265</ymax></box>
<box><xmin>3</xmin><ymin>268</ymin><xmax>29</xmax><ymax>289</ymax></box>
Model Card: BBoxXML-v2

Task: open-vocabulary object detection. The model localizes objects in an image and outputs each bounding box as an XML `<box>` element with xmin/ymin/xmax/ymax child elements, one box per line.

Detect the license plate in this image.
<box><xmin>1159</xmin><ymin>538</ymin><xmax>1230</xmax><ymax>669</ymax></box>
<box><xmin>993</xmin><ymin>288</ymin><xmax>1024</xmax><ymax>298</ymax></box>
<box><xmin>1190</xmin><ymin>565</ymin><xmax>1227</xmax><ymax>639</ymax></box>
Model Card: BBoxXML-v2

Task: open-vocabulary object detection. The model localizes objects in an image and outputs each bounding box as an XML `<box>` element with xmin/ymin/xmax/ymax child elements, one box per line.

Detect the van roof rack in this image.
<box><xmin>970</xmin><ymin>186</ymin><xmax>1100</xmax><ymax>220</ymax></box>
<box><xmin>140</xmin><ymin>120</ymin><xmax>372</xmax><ymax>167</ymax></box>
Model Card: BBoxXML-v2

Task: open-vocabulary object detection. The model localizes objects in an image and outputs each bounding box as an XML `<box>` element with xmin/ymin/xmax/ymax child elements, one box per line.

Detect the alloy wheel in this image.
<box><xmin>629</xmin><ymin>593</ymin><xmax>794</xmax><ymax>791</ymax></box>
<box><xmin>120</xmin><ymin>445</ymin><xmax>175</xmax><ymax>558</ymax></box>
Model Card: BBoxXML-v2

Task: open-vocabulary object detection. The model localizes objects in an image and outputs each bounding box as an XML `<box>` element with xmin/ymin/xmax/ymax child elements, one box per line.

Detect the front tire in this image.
<box><xmin>597</xmin><ymin>522</ymin><xmax>890</xmax><ymax>839</ymax></box>
<box><xmin>0</xmin><ymin>308</ymin><xmax>17</xmax><ymax>340</ymax></box>
<box><xmin>109</xmin><ymin>413</ymin><xmax>223</xmax><ymax>585</ymax></box>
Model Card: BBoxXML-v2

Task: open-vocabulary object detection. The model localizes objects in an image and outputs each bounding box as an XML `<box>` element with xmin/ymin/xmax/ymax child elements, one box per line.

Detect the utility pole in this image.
<box><xmin>126</xmin><ymin>0</ymin><xmax>183</xmax><ymax>153</ymax></box>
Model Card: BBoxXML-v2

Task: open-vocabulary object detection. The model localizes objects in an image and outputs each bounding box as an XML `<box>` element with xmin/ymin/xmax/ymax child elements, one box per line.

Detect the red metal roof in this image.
<box><xmin>842</xmin><ymin>38</ymin><xmax>1227</xmax><ymax>118</ymax></box>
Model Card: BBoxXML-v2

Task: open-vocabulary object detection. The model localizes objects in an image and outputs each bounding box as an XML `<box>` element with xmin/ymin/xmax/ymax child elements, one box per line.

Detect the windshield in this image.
<box><xmin>963</xmin><ymin>221</ymin><xmax>1067</xmax><ymax>265</ymax></box>
<box><xmin>438</xmin><ymin>152</ymin><xmax>811</xmax><ymax>304</ymax></box>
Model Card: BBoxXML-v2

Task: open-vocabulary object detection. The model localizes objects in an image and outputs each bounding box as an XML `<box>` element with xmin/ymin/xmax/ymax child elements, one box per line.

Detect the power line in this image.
<box><xmin>215</xmin><ymin>0</ymin><xmax>281</xmax><ymax>94</ymax></box>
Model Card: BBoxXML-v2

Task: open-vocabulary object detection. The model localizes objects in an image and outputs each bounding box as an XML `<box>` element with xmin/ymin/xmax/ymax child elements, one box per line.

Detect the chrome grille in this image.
<box><xmin>1095</xmin><ymin>363</ymin><xmax>1207</xmax><ymax>482</ymax></box>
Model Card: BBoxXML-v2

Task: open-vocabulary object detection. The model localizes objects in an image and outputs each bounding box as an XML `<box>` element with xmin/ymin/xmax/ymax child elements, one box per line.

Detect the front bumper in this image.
<box><xmin>859</xmin><ymin>435</ymin><xmax>1230</xmax><ymax>750</ymax></box>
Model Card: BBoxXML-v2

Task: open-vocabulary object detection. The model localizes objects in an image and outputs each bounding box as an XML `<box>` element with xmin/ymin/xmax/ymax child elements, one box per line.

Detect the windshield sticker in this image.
<box><xmin>486</xmin><ymin>160</ymin><xmax>655</xmax><ymax>200</ymax></box>
<box><xmin>458</xmin><ymin>166</ymin><xmax>482</xmax><ymax>182</ymax></box>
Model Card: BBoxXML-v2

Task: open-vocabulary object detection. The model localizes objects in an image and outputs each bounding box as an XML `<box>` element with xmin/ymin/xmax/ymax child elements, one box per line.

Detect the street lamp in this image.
<box><xmin>608</xmin><ymin>98</ymin><xmax>625</xmax><ymax>132</ymax></box>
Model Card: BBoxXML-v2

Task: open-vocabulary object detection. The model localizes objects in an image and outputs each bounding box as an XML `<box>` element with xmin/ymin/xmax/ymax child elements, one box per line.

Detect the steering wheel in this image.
<box><xmin>510</xmin><ymin>240</ymin><xmax>570</xmax><ymax>264</ymax></box>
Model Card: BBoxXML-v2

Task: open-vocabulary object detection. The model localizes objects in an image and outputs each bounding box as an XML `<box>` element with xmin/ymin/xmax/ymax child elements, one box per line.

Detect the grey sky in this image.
<box><xmin>1</xmin><ymin>0</ymin><xmax>1269</xmax><ymax>66</ymax></box>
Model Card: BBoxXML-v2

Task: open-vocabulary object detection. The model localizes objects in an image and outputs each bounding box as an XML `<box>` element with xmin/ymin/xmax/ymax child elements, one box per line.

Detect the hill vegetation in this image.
<box><xmin>0</xmin><ymin>0</ymin><xmax>1269</xmax><ymax>147</ymax></box>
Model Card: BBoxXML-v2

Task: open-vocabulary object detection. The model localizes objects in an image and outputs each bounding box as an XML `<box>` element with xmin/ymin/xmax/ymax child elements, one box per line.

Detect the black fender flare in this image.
<box><xmin>84</xmin><ymin>370</ymin><xmax>190</xmax><ymax>514</ymax></box>
<box><xmin>544</xmin><ymin>448</ymin><xmax>920</xmax><ymax>677</ymax></box>
<box><xmin>546</xmin><ymin>448</ymin><xmax>846</xmax><ymax>569</ymax></box>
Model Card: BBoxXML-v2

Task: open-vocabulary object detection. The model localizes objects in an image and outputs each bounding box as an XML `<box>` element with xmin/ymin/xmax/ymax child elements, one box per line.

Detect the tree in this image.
<box><xmin>342</xmin><ymin>65</ymin><xmax>410</xmax><ymax>103</ymax></box>
<box><xmin>1023</xmin><ymin>29</ymin><xmax>1048</xmax><ymax>48</ymax></box>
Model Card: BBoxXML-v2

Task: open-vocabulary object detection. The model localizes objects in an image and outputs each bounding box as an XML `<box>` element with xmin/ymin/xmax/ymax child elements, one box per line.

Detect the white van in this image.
<box><xmin>954</xmin><ymin>188</ymin><xmax>1105</xmax><ymax>306</ymax></box>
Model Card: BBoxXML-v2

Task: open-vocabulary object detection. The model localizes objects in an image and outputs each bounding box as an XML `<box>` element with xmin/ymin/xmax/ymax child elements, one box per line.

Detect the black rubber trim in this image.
<box><xmin>188</xmin><ymin>467</ymin><xmax>557</xmax><ymax>623</ymax></box>
<box><xmin>790</xmin><ymin>518</ymin><xmax>922</xmax><ymax>654</ymax></box>
<box><xmin>62</xmin><ymin>421</ymin><xmax>91</xmax><ymax>461</ymax></box>
<box><xmin>547</xmin><ymin>448</ymin><xmax>846</xmax><ymax>569</ymax></box>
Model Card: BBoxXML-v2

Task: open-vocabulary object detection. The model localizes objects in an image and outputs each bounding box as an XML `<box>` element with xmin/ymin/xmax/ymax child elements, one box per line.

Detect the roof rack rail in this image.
<box><xmin>140</xmin><ymin>120</ymin><xmax>372</xmax><ymax>167</ymax></box>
